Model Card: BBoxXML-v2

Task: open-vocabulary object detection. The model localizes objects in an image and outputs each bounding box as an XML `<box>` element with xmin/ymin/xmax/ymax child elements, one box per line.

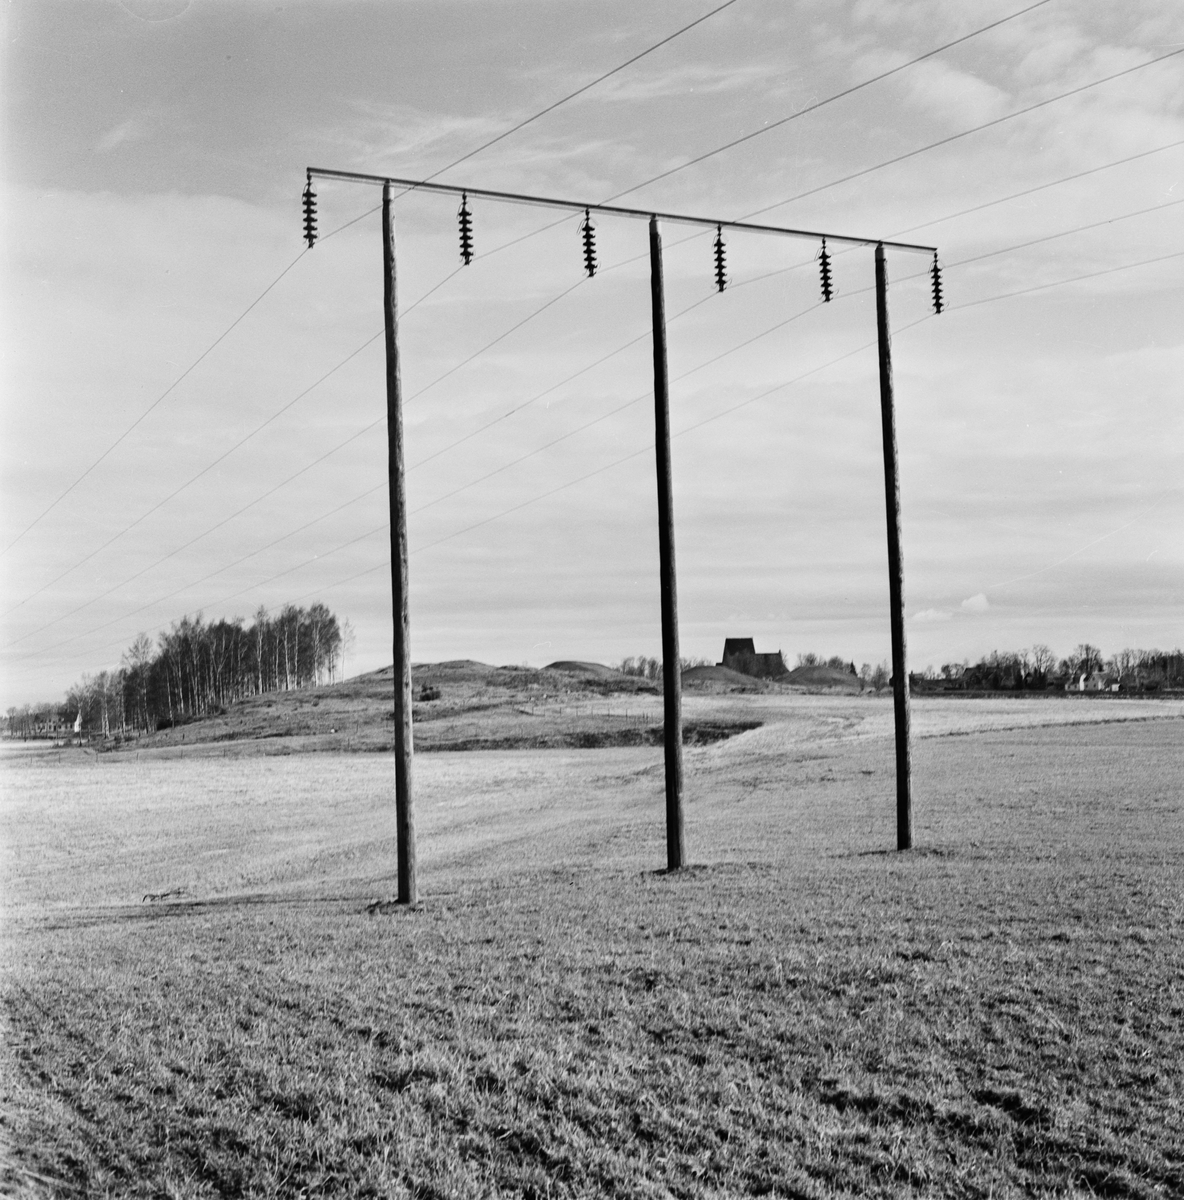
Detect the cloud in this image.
<box><xmin>116</xmin><ymin>0</ymin><xmax>191</xmax><ymax>22</ymax></box>
<box><xmin>912</xmin><ymin>608</ymin><xmax>952</xmax><ymax>622</ymax></box>
<box><xmin>94</xmin><ymin>119</ymin><xmax>145</xmax><ymax>153</ymax></box>
<box><xmin>961</xmin><ymin>593</ymin><xmax>990</xmax><ymax>614</ymax></box>
<box><xmin>901</xmin><ymin>59</ymin><xmax>1012</xmax><ymax>128</ymax></box>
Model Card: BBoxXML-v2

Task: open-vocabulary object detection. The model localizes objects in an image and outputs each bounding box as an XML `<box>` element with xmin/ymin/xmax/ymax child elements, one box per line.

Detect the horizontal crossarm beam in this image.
<box><xmin>306</xmin><ymin>167</ymin><xmax>937</xmax><ymax>254</ymax></box>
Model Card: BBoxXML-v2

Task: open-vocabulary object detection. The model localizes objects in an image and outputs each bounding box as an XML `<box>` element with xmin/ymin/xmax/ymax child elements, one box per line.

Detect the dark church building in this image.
<box><xmin>719</xmin><ymin>638</ymin><xmax>788</xmax><ymax>679</ymax></box>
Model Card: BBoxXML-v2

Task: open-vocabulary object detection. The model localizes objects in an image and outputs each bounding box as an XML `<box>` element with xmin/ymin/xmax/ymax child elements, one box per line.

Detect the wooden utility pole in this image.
<box><xmin>383</xmin><ymin>182</ymin><xmax>417</xmax><ymax>902</ymax></box>
<box><xmin>648</xmin><ymin>216</ymin><xmax>686</xmax><ymax>870</ymax></box>
<box><xmin>874</xmin><ymin>242</ymin><xmax>913</xmax><ymax>851</ymax></box>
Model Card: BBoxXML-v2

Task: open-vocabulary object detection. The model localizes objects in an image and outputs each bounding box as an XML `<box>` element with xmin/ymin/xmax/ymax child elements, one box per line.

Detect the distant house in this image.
<box><xmin>1071</xmin><ymin>672</ymin><xmax>1119</xmax><ymax>693</ymax></box>
<box><xmin>720</xmin><ymin>638</ymin><xmax>787</xmax><ymax>679</ymax></box>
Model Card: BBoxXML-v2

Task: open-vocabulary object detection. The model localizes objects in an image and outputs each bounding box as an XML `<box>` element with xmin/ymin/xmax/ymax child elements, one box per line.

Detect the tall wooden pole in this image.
<box><xmin>383</xmin><ymin>182</ymin><xmax>417</xmax><ymax>902</ymax></box>
<box><xmin>874</xmin><ymin>242</ymin><xmax>913</xmax><ymax>851</ymax></box>
<box><xmin>649</xmin><ymin>216</ymin><xmax>686</xmax><ymax>871</ymax></box>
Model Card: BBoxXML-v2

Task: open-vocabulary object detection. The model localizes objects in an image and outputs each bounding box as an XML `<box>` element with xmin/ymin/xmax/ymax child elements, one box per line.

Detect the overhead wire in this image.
<box><xmin>738</xmin><ymin>47</ymin><xmax>1184</xmax><ymax>222</ymax></box>
<box><xmin>407</xmin><ymin>292</ymin><xmax>820</xmax><ymax>521</ymax></box>
<box><xmin>223</xmin><ymin>2</ymin><xmax>1155</xmax><ymax>550</ymax></box>
<box><xmin>14</xmin><ymin>174</ymin><xmax>1174</xmax><ymax>652</ymax></box>
<box><xmin>1</xmin><ymin>268</ymin><xmax>588</xmax><ymax>646</ymax></box>
<box><xmin>0</xmin><ymin>247</ymin><xmax>308</xmax><ymax>558</ymax></box>
<box><xmin>365</xmin><ymin>0</ymin><xmax>1065</xmax><ymax>273</ymax></box>
<box><xmin>604</xmin><ymin>0</ymin><xmax>1054</xmax><ymax>203</ymax></box>
<box><xmin>12</xmin><ymin>192</ymin><xmax>1177</xmax><ymax>661</ymax></box>
<box><xmin>422</xmin><ymin>0</ymin><xmax>743</xmax><ymax>182</ymax></box>
<box><xmin>4</xmin><ymin>2</ymin><xmax>743</xmax><ymax>584</ymax></box>
<box><xmin>953</xmin><ymin>248</ymin><xmax>1184</xmax><ymax>310</ymax></box>
<box><xmin>317</xmin><ymin>234</ymin><xmax>1184</xmax><ymax>566</ymax></box>
<box><xmin>5</xmin><ymin>212</ymin><xmax>702</xmax><ymax>642</ymax></box>
<box><xmin>29</xmin><ymin>232</ymin><xmax>1179</xmax><ymax>672</ymax></box>
<box><xmin>4</xmin><ymin>276</ymin><xmax>823</xmax><ymax>662</ymax></box>
<box><xmin>0</xmin><ymin>260</ymin><xmax>469</xmax><ymax>627</ymax></box>
<box><xmin>22</xmin><ymin>24</ymin><xmax>1178</xmax><ymax>595</ymax></box>
<box><xmin>891</xmin><ymin>138</ymin><xmax>1184</xmax><ymax>237</ymax></box>
<box><xmin>2</xmin><ymin>266</ymin><xmax>720</xmax><ymax>650</ymax></box>
<box><xmin>14</xmin><ymin>24</ymin><xmax>1182</xmax><ymax>670</ymax></box>
<box><xmin>946</xmin><ymin>197</ymin><xmax>1184</xmax><ymax>269</ymax></box>
<box><xmin>0</xmin><ymin>195</ymin><xmax>397</xmax><ymax>569</ymax></box>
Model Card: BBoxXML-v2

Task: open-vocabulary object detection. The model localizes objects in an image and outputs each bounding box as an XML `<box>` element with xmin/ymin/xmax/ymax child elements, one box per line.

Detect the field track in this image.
<box><xmin>2</xmin><ymin>697</ymin><xmax>1182</xmax><ymax>1197</ymax></box>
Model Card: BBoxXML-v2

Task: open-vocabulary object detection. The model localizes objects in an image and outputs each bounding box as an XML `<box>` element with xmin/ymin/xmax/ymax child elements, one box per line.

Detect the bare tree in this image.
<box><xmin>1072</xmin><ymin>643</ymin><xmax>1104</xmax><ymax>675</ymax></box>
<box><xmin>340</xmin><ymin>618</ymin><xmax>356</xmax><ymax>681</ymax></box>
<box><xmin>1030</xmin><ymin>644</ymin><xmax>1056</xmax><ymax>678</ymax></box>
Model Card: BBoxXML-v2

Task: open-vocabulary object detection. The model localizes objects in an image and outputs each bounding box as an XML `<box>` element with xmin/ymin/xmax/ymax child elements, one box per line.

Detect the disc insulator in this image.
<box><xmin>581</xmin><ymin>209</ymin><xmax>597</xmax><ymax>277</ymax></box>
<box><xmin>819</xmin><ymin>238</ymin><xmax>833</xmax><ymax>303</ymax></box>
<box><xmin>714</xmin><ymin>225</ymin><xmax>727</xmax><ymax>292</ymax></box>
<box><xmin>458</xmin><ymin>193</ymin><xmax>474</xmax><ymax>265</ymax></box>
<box><xmin>302</xmin><ymin>180</ymin><xmax>317</xmax><ymax>249</ymax></box>
<box><xmin>931</xmin><ymin>251</ymin><xmax>944</xmax><ymax>314</ymax></box>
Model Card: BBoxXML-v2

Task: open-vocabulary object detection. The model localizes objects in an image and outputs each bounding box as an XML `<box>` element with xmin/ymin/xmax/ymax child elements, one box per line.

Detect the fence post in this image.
<box><xmin>649</xmin><ymin>216</ymin><xmax>686</xmax><ymax>870</ymax></box>
<box><xmin>874</xmin><ymin>242</ymin><xmax>913</xmax><ymax>851</ymax></box>
<box><xmin>383</xmin><ymin>182</ymin><xmax>418</xmax><ymax>901</ymax></box>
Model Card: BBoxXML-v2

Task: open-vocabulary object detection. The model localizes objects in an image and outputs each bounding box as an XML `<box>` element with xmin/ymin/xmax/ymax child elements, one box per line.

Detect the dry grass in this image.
<box><xmin>2</xmin><ymin>704</ymin><xmax>1182</xmax><ymax>1197</ymax></box>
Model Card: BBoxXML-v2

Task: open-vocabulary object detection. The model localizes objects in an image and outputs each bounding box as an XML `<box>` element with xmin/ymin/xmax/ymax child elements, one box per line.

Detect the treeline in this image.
<box><xmin>920</xmin><ymin>644</ymin><xmax>1184</xmax><ymax>692</ymax></box>
<box><xmin>615</xmin><ymin>644</ymin><xmax>1183</xmax><ymax>695</ymax></box>
<box><xmin>618</xmin><ymin>655</ymin><xmax>711</xmax><ymax>681</ymax></box>
<box><xmin>6</xmin><ymin>604</ymin><xmax>346</xmax><ymax>739</ymax></box>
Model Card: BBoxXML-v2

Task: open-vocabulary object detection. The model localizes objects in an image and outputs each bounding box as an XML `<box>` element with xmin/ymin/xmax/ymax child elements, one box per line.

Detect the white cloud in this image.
<box><xmin>901</xmin><ymin>59</ymin><xmax>1012</xmax><ymax>128</ymax></box>
<box><xmin>94</xmin><ymin>119</ymin><xmax>145</xmax><ymax>154</ymax></box>
<box><xmin>961</xmin><ymin>593</ymin><xmax>990</xmax><ymax>614</ymax></box>
<box><xmin>116</xmin><ymin>0</ymin><xmax>191</xmax><ymax>23</ymax></box>
<box><xmin>913</xmin><ymin>608</ymin><xmax>952</xmax><ymax>622</ymax></box>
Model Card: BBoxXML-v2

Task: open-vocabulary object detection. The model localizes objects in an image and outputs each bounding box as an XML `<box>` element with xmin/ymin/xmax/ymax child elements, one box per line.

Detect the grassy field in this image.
<box><xmin>2</xmin><ymin>695</ymin><xmax>1182</xmax><ymax>1197</ymax></box>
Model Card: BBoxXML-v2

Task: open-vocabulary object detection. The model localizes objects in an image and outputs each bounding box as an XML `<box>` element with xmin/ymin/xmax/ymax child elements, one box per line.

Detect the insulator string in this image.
<box><xmin>581</xmin><ymin>209</ymin><xmax>597</xmax><ymax>277</ymax></box>
<box><xmin>302</xmin><ymin>176</ymin><xmax>318</xmax><ymax>249</ymax></box>
<box><xmin>458</xmin><ymin>192</ymin><xmax>474</xmax><ymax>265</ymax></box>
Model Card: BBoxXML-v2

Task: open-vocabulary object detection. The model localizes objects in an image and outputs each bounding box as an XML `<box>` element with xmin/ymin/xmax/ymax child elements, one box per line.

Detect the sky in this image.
<box><xmin>1</xmin><ymin>0</ymin><xmax>1181</xmax><ymax>706</ymax></box>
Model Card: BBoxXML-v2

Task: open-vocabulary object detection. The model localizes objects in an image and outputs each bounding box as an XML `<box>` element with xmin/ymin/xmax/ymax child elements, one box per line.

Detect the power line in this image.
<box><xmin>407</xmin><ymin>286</ymin><xmax>718</xmax><ymax>474</ymax></box>
<box><xmin>606</xmin><ymin>0</ymin><xmax>1054</xmax><ymax>203</ymax></box>
<box><xmin>425</xmin><ymin>0</ymin><xmax>743</xmax><ymax>181</ymax></box>
<box><xmin>2</xmin><ymin>282</ymin><xmax>822</xmax><ymax>663</ymax></box>
<box><xmin>13</xmin><ymin>183</ymin><xmax>1171</xmax><ymax>658</ymax></box>
<box><xmin>947</xmin><ymin>197</ymin><xmax>1184</xmax><ymax>269</ymax></box>
<box><xmin>406</xmin><ymin>328</ymin><xmax>909</xmax><ymax>557</ymax></box>
<box><xmin>336</xmin><ymin>0</ymin><xmax>1033</xmax><ymax>276</ymax></box>
<box><xmin>1</xmin><ymin>267</ymin><xmax>600</xmax><ymax>647</ymax></box>
<box><xmin>12</xmin><ymin>10</ymin><xmax>1154</xmax><ymax>585</ymax></box>
<box><xmin>13</xmin><ymin>133</ymin><xmax>1181</xmax><ymax>669</ymax></box>
<box><xmin>1</xmin><ymin>274</ymin><xmax>719</xmax><ymax>651</ymax></box>
<box><xmin>115</xmin><ymin>0</ymin><xmax>739</xmax><ymax>555</ymax></box>
<box><xmin>0</xmin><ymin>191</ymin><xmax>434</xmax><ymax>576</ymax></box>
<box><xmin>1</xmin><ymin>257</ymin><xmax>473</xmax><ymax>626</ymax></box>
<box><xmin>342</xmin><ymin>2</ymin><xmax>744</xmax><ymax>249</ymax></box>
<box><xmin>409</xmin><ymin>295</ymin><xmax>817</xmax><ymax>520</ymax></box>
<box><xmin>11</xmin><ymin>200</ymin><xmax>1163</xmax><ymax>658</ymax></box>
<box><xmin>719</xmin><ymin>145</ymin><xmax>1184</xmax><ymax>296</ymax></box>
<box><xmin>740</xmin><ymin>47</ymin><xmax>1184</xmax><ymax>222</ymax></box>
<box><xmin>890</xmin><ymin>138</ymin><xmax>1184</xmax><ymax>237</ymax></box>
<box><xmin>1</xmin><ymin>3</ymin><xmax>793</xmax><ymax>665</ymax></box>
<box><xmin>337</xmin><ymin>242</ymin><xmax>1183</xmax><ymax>561</ymax></box>
<box><xmin>20</xmin><ymin>236</ymin><xmax>1176</xmax><ymax>672</ymax></box>
<box><xmin>1</xmin><ymin>332</ymin><xmax>384</xmax><ymax>628</ymax></box>
<box><xmin>953</xmin><ymin>248</ymin><xmax>1184</xmax><ymax>309</ymax></box>
<box><xmin>0</xmin><ymin>247</ymin><xmax>309</xmax><ymax>559</ymax></box>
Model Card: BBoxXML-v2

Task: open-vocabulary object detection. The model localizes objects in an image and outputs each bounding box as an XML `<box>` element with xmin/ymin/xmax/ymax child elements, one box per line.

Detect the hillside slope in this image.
<box><xmin>107</xmin><ymin>661</ymin><xmax>759</xmax><ymax>755</ymax></box>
